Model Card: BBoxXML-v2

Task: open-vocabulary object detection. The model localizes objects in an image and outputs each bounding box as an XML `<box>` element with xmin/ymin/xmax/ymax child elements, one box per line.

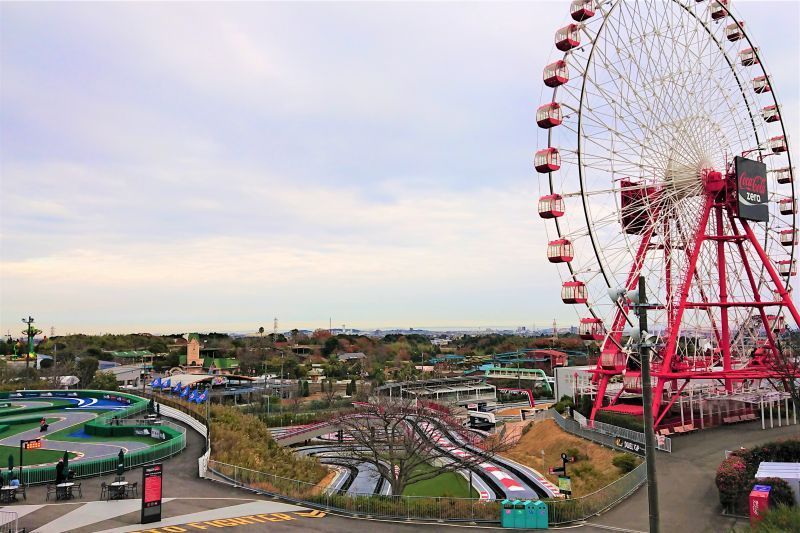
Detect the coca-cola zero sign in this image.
<box><xmin>735</xmin><ymin>156</ymin><xmax>769</xmax><ymax>222</ymax></box>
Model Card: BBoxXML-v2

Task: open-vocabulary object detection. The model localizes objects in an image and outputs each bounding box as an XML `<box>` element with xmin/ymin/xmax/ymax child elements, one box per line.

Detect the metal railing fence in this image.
<box><xmin>207</xmin><ymin>457</ymin><xmax>647</xmax><ymax>525</ymax></box>
<box><xmin>0</xmin><ymin>512</ymin><xmax>17</xmax><ymax>533</ymax></box>
<box><xmin>565</xmin><ymin>410</ymin><xmax>671</xmax><ymax>453</ymax></box>
<box><xmin>547</xmin><ymin>461</ymin><xmax>647</xmax><ymax>525</ymax></box>
<box><xmin>19</xmin><ymin>426</ymin><xmax>186</xmax><ymax>485</ymax></box>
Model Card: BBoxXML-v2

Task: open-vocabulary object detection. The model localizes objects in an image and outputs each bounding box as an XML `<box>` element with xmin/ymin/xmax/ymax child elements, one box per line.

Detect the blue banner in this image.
<box><xmin>188</xmin><ymin>390</ymin><xmax>197</xmax><ymax>402</ymax></box>
<box><xmin>150</xmin><ymin>377</ymin><xmax>162</xmax><ymax>388</ymax></box>
<box><xmin>180</xmin><ymin>386</ymin><xmax>190</xmax><ymax>399</ymax></box>
<box><xmin>161</xmin><ymin>378</ymin><xmax>171</xmax><ymax>389</ymax></box>
<box><xmin>172</xmin><ymin>382</ymin><xmax>181</xmax><ymax>394</ymax></box>
<box><xmin>196</xmin><ymin>391</ymin><xmax>207</xmax><ymax>404</ymax></box>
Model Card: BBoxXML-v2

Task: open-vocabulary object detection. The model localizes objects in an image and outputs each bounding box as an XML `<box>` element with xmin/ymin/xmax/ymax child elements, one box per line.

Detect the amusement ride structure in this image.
<box><xmin>536</xmin><ymin>0</ymin><xmax>797</xmax><ymax>429</ymax></box>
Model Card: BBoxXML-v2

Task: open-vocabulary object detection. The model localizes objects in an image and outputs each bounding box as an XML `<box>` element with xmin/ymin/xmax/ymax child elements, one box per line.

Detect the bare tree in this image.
<box><xmin>323</xmin><ymin>378</ymin><xmax>337</xmax><ymax>405</ymax></box>
<box><xmin>330</xmin><ymin>397</ymin><xmax>511</xmax><ymax>495</ymax></box>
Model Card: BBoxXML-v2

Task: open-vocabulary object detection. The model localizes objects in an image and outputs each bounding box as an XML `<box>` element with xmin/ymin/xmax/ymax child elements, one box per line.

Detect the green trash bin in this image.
<box><xmin>500</xmin><ymin>499</ymin><xmax>513</xmax><ymax>528</ymax></box>
<box><xmin>512</xmin><ymin>500</ymin><xmax>525</xmax><ymax>528</ymax></box>
<box><xmin>533</xmin><ymin>500</ymin><xmax>548</xmax><ymax>529</ymax></box>
<box><xmin>523</xmin><ymin>500</ymin><xmax>536</xmax><ymax>528</ymax></box>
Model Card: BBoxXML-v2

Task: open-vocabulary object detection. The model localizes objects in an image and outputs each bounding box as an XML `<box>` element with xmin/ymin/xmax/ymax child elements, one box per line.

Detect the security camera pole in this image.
<box><xmin>634</xmin><ymin>275</ymin><xmax>660</xmax><ymax>533</ymax></box>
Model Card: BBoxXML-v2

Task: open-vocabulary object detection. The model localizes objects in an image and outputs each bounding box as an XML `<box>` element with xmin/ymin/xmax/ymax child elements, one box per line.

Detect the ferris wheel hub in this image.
<box><xmin>659</xmin><ymin>115</ymin><xmax>726</xmax><ymax>196</ymax></box>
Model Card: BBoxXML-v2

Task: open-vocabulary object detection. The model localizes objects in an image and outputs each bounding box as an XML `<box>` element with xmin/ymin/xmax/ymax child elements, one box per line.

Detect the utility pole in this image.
<box><xmin>634</xmin><ymin>275</ymin><xmax>660</xmax><ymax>533</ymax></box>
<box><xmin>275</xmin><ymin>318</ymin><xmax>284</xmax><ymax>413</ymax></box>
<box><xmin>51</xmin><ymin>326</ymin><xmax>57</xmax><ymax>386</ymax></box>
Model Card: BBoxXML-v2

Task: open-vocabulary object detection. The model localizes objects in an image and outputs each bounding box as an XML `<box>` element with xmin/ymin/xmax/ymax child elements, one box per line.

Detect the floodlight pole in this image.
<box><xmin>636</xmin><ymin>275</ymin><xmax>660</xmax><ymax>533</ymax></box>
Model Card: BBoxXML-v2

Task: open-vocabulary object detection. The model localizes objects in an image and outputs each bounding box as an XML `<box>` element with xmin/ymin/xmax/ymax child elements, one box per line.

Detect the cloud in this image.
<box><xmin>1</xmin><ymin>1</ymin><xmax>798</xmax><ymax>333</ymax></box>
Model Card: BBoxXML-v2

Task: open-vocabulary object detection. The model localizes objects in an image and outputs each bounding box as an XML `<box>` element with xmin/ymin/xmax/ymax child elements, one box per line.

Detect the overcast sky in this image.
<box><xmin>1</xmin><ymin>1</ymin><xmax>798</xmax><ymax>335</ymax></box>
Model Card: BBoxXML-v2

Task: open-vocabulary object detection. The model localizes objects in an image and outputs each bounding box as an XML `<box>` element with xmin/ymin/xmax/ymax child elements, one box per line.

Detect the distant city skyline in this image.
<box><xmin>2</xmin><ymin>2</ymin><xmax>798</xmax><ymax>335</ymax></box>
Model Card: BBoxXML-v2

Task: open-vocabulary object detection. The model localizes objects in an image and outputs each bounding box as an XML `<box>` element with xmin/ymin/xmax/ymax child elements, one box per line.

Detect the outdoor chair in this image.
<box><xmin>100</xmin><ymin>482</ymin><xmax>108</xmax><ymax>501</ymax></box>
<box><xmin>45</xmin><ymin>484</ymin><xmax>56</xmax><ymax>501</ymax></box>
<box><xmin>17</xmin><ymin>484</ymin><xmax>26</xmax><ymax>501</ymax></box>
<box><xmin>73</xmin><ymin>482</ymin><xmax>82</xmax><ymax>498</ymax></box>
<box><xmin>125</xmin><ymin>482</ymin><xmax>138</xmax><ymax>498</ymax></box>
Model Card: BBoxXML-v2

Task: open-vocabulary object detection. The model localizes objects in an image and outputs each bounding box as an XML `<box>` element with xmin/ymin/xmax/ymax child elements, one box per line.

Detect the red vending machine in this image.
<box><xmin>749</xmin><ymin>484</ymin><xmax>771</xmax><ymax>526</ymax></box>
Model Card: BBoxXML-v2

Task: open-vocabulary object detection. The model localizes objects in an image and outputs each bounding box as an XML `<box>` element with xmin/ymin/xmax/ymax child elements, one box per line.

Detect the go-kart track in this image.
<box><xmin>280</xmin><ymin>418</ymin><xmax>558</xmax><ymax>502</ymax></box>
<box><xmin>0</xmin><ymin>391</ymin><xmax>182</xmax><ymax>475</ymax></box>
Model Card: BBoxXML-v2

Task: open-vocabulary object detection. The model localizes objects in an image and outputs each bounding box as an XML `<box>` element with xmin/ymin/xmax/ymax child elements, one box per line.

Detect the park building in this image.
<box><xmin>178</xmin><ymin>334</ymin><xmax>239</xmax><ymax>375</ymax></box>
<box><xmin>375</xmin><ymin>376</ymin><xmax>497</xmax><ymax>407</ymax></box>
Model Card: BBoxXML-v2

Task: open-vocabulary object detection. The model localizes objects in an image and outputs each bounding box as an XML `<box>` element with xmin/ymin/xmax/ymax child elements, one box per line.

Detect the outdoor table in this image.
<box><xmin>109</xmin><ymin>481</ymin><xmax>128</xmax><ymax>500</ymax></box>
<box><xmin>0</xmin><ymin>486</ymin><xmax>17</xmax><ymax>503</ymax></box>
<box><xmin>56</xmin><ymin>482</ymin><xmax>74</xmax><ymax>500</ymax></box>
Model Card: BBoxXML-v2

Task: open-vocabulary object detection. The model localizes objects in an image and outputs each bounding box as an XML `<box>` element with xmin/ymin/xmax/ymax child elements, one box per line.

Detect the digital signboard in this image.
<box><xmin>141</xmin><ymin>463</ymin><xmax>163</xmax><ymax>524</ymax></box>
<box><xmin>735</xmin><ymin>156</ymin><xmax>769</xmax><ymax>222</ymax></box>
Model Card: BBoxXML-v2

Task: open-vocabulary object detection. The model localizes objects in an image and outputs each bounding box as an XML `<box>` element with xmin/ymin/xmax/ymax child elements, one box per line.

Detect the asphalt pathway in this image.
<box><xmin>589</xmin><ymin>420</ymin><xmax>800</xmax><ymax>532</ymax></box>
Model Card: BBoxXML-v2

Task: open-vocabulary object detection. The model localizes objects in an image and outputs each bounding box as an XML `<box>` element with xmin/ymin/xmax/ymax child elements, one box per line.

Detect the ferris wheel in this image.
<box><xmin>536</xmin><ymin>0</ymin><xmax>798</xmax><ymax>428</ymax></box>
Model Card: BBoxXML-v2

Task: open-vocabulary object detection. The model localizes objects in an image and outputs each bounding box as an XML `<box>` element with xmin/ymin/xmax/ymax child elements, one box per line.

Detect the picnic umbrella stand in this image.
<box><xmin>117</xmin><ymin>449</ymin><xmax>125</xmax><ymax>476</ymax></box>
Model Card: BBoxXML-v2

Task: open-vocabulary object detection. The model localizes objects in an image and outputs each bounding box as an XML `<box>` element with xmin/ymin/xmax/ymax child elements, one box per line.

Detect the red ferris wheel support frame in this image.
<box><xmin>589</xmin><ymin>169</ymin><xmax>800</xmax><ymax>428</ymax></box>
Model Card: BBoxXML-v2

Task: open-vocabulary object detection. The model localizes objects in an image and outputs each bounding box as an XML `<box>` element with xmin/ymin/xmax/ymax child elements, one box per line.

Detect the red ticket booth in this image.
<box><xmin>749</xmin><ymin>484</ymin><xmax>771</xmax><ymax>526</ymax></box>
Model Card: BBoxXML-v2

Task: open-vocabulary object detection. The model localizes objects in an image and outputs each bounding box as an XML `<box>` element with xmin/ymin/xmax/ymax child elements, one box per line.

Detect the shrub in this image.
<box><xmin>612</xmin><ymin>454</ymin><xmax>638</xmax><ymax>473</ymax></box>
<box><xmin>754</xmin><ymin>505</ymin><xmax>800</xmax><ymax>532</ymax></box>
<box><xmin>595</xmin><ymin>411</ymin><xmax>644</xmax><ymax>432</ymax></box>
<box><xmin>554</xmin><ymin>395</ymin><xmax>574</xmax><ymax>415</ymax></box>
<box><xmin>565</xmin><ymin>447</ymin><xmax>588</xmax><ymax>462</ymax></box>
<box><xmin>571</xmin><ymin>463</ymin><xmax>598</xmax><ymax>478</ymax></box>
<box><xmin>716</xmin><ymin>456</ymin><xmax>749</xmax><ymax>508</ymax></box>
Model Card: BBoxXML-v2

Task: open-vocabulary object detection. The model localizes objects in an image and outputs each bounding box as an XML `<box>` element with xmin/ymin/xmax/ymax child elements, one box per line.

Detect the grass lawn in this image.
<box><xmin>0</xmin><ymin>418</ymin><xmax>60</xmax><ymax>440</ymax></box>
<box><xmin>0</xmin><ymin>445</ymin><xmax>77</xmax><ymax>466</ymax></box>
<box><xmin>402</xmin><ymin>464</ymin><xmax>478</xmax><ymax>498</ymax></box>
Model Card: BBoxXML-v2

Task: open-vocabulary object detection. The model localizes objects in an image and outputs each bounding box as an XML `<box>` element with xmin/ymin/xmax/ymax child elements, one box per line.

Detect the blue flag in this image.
<box><xmin>196</xmin><ymin>391</ymin><xmax>207</xmax><ymax>404</ymax></box>
<box><xmin>161</xmin><ymin>378</ymin><xmax>171</xmax><ymax>389</ymax></box>
<box><xmin>188</xmin><ymin>390</ymin><xmax>197</xmax><ymax>402</ymax></box>
<box><xmin>181</xmin><ymin>386</ymin><xmax>190</xmax><ymax>399</ymax></box>
<box><xmin>172</xmin><ymin>382</ymin><xmax>181</xmax><ymax>394</ymax></box>
<box><xmin>150</xmin><ymin>377</ymin><xmax>162</xmax><ymax>388</ymax></box>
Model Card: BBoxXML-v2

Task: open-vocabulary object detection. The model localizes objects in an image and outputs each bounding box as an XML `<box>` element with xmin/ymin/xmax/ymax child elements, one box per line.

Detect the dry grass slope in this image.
<box><xmin>501</xmin><ymin>419</ymin><xmax>641</xmax><ymax>497</ymax></box>
<box><xmin>210</xmin><ymin>404</ymin><xmax>327</xmax><ymax>484</ymax></box>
